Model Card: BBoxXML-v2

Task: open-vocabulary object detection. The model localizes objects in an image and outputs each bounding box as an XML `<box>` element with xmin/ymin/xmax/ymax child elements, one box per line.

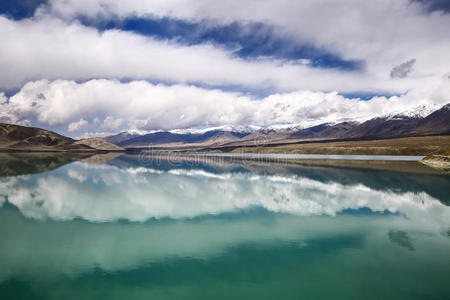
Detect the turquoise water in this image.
<box><xmin>0</xmin><ymin>154</ymin><xmax>449</xmax><ymax>299</ymax></box>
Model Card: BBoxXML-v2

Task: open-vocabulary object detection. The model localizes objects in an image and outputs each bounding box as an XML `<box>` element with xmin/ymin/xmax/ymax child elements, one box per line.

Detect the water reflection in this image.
<box><xmin>0</xmin><ymin>153</ymin><xmax>449</xmax><ymax>299</ymax></box>
<box><xmin>388</xmin><ymin>230</ymin><xmax>415</xmax><ymax>251</ymax></box>
<box><xmin>0</xmin><ymin>155</ymin><xmax>449</xmax><ymax>225</ymax></box>
<box><xmin>0</xmin><ymin>152</ymin><xmax>93</xmax><ymax>177</ymax></box>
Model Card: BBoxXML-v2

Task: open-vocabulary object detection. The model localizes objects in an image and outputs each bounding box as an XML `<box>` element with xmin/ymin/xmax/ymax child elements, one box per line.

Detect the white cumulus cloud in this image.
<box><xmin>68</xmin><ymin>118</ymin><xmax>90</xmax><ymax>132</ymax></box>
<box><xmin>0</xmin><ymin>77</ymin><xmax>449</xmax><ymax>135</ymax></box>
<box><xmin>37</xmin><ymin>0</ymin><xmax>450</xmax><ymax>86</ymax></box>
<box><xmin>0</xmin><ymin>13</ymin><xmax>439</xmax><ymax>94</ymax></box>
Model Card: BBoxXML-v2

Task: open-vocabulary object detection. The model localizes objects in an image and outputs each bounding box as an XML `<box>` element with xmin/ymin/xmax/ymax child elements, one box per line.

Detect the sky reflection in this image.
<box><xmin>0</xmin><ymin>159</ymin><xmax>448</xmax><ymax>226</ymax></box>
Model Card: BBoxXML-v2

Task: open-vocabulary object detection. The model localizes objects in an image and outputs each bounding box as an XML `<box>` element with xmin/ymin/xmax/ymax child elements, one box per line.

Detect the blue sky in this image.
<box><xmin>0</xmin><ymin>0</ymin><xmax>46</xmax><ymax>19</ymax></box>
<box><xmin>92</xmin><ymin>17</ymin><xmax>365</xmax><ymax>72</ymax></box>
<box><xmin>0</xmin><ymin>0</ymin><xmax>449</xmax><ymax>137</ymax></box>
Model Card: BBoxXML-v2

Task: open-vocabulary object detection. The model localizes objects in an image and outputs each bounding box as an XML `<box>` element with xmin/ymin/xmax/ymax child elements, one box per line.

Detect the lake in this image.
<box><xmin>0</xmin><ymin>152</ymin><xmax>449</xmax><ymax>299</ymax></box>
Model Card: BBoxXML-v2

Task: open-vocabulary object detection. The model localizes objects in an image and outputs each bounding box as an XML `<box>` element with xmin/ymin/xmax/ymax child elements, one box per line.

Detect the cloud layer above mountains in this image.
<box><xmin>1</xmin><ymin>0</ymin><xmax>450</xmax><ymax>135</ymax></box>
<box><xmin>2</xmin><ymin>77</ymin><xmax>449</xmax><ymax>137</ymax></box>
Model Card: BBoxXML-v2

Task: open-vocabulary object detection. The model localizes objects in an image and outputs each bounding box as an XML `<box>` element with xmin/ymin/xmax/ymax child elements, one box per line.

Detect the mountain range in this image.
<box><xmin>105</xmin><ymin>103</ymin><xmax>450</xmax><ymax>149</ymax></box>
<box><xmin>0</xmin><ymin>103</ymin><xmax>448</xmax><ymax>154</ymax></box>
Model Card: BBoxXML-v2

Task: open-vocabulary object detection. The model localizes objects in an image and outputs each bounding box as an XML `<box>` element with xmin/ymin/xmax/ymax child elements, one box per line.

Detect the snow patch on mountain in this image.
<box><xmin>264</xmin><ymin>123</ymin><xmax>304</xmax><ymax>131</ymax></box>
<box><xmin>169</xmin><ymin>125</ymin><xmax>261</xmax><ymax>135</ymax></box>
<box><xmin>385</xmin><ymin>104</ymin><xmax>438</xmax><ymax>120</ymax></box>
<box><xmin>125</xmin><ymin>129</ymin><xmax>162</xmax><ymax>135</ymax></box>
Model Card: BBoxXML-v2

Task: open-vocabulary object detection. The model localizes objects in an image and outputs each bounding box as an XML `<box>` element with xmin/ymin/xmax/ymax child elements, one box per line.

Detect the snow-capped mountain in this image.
<box><xmin>169</xmin><ymin>125</ymin><xmax>261</xmax><ymax>135</ymax></box>
<box><xmin>384</xmin><ymin>104</ymin><xmax>439</xmax><ymax>121</ymax></box>
<box><xmin>105</xmin><ymin>103</ymin><xmax>450</xmax><ymax>148</ymax></box>
<box><xmin>263</xmin><ymin>123</ymin><xmax>303</xmax><ymax>131</ymax></box>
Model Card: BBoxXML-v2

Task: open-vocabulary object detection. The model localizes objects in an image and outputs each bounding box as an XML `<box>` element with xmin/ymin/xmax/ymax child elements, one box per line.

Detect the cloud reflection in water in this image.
<box><xmin>0</xmin><ymin>162</ymin><xmax>448</xmax><ymax>224</ymax></box>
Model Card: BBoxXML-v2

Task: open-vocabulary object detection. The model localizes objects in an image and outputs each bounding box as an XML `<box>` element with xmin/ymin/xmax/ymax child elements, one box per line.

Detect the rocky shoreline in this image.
<box><xmin>420</xmin><ymin>155</ymin><xmax>450</xmax><ymax>171</ymax></box>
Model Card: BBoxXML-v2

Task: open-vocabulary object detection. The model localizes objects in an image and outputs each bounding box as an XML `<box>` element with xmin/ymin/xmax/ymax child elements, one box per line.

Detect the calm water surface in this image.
<box><xmin>0</xmin><ymin>153</ymin><xmax>449</xmax><ymax>299</ymax></box>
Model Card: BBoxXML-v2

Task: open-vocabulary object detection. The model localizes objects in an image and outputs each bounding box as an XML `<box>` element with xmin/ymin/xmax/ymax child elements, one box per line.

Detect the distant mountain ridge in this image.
<box><xmin>116</xmin><ymin>129</ymin><xmax>249</xmax><ymax>148</ymax></box>
<box><xmin>104</xmin><ymin>132</ymin><xmax>141</xmax><ymax>145</ymax></box>
<box><xmin>75</xmin><ymin>138</ymin><xmax>124</xmax><ymax>151</ymax></box>
<box><xmin>106</xmin><ymin>103</ymin><xmax>450</xmax><ymax>148</ymax></box>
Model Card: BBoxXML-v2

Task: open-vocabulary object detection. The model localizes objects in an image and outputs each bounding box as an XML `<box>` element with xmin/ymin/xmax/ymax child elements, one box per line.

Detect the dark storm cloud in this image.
<box><xmin>390</xmin><ymin>59</ymin><xmax>416</xmax><ymax>79</ymax></box>
<box><xmin>412</xmin><ymin>0</ymin><xmax>450</xmax><ymax>13</ymax></box>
